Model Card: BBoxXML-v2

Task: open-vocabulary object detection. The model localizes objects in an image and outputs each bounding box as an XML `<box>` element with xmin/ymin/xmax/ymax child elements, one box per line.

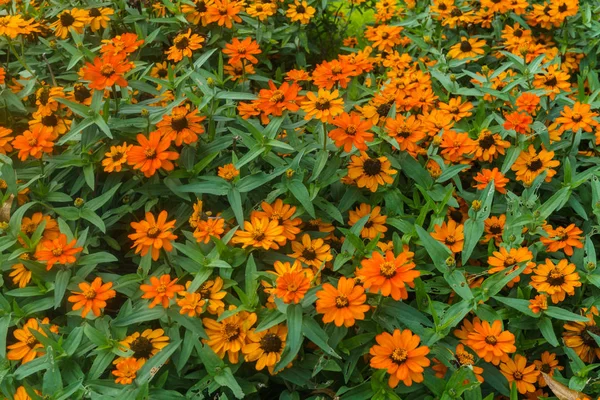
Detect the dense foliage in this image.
<box><xmin>1</xmin><ymin>0</ymin><xmax>600</xmax><ymax>399</ymax></box>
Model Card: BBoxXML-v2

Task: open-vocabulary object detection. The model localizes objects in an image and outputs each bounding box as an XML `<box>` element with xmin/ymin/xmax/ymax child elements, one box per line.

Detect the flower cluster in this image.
<box><xmin>1</xmin><ymin>0</ymin><xmax>600</xmax><ymax>399</ymax></box>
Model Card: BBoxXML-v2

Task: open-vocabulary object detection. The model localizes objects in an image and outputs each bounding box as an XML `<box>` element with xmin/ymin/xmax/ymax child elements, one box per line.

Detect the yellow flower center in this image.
<box><xmin>52</xmin><ymin>247</ymin><xmax>63</xmax><ymax>256</ymax></box>
<box><xmin>391</xmin><ymin>348</ymin><xmax>408</xmax><ymax>364</ymax></box>
<box><xmin>270</xmin><ymin>90</ymin><xmax>285</xmax><ymax>103</ymax></box>
<box><xmin>84</xmin><ymin>288</ymin><xmax>96</xmax><ymax>299</ymax></box>
<box><xmin>147</xmin><ymin>226</ymin><xmax>160</xmax><ymax>238</ymax></box>
<box><xmin>485</xmin><ymin>335</ymin><xmax>497</xmax><ymax>345</ymax></box>
<box><xmin>100</xmin><ymin>65</ymin><xmax>115</xmax><ymax>77</ymax></box>
<box><xmin>144</xmin><ymin>148</ymin><xmax>157</xmax><ymax>159</ymax></box>
<box><xmin>513</xmin><ymin>371</ymin><xmax>523</xmax><ymax>380</ymax></box>
<box><xmin>224</xmin><ymin>323</ymin><xmax>240</xmax><ymax>341</ymax></box>
<box><xmin>379</xmin><ymin>262</ymin><xmax>397</xmax><ymax>278</ymax></box>
<box><xmin>156</xmin><ymin>284</ymin><xmax>167</xmax><ymax>293</ymax></box>
<box><xmin>335</xmin><ymin>295</ymin><xmax>349</xmax><ymax>308</ymax></box>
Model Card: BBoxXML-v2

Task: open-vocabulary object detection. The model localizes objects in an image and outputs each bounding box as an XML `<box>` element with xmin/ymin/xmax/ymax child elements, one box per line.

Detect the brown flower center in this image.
<box><xmin>89</xmin><ymin>8</ymin><xmax>102</xmax><ymax>17</ymax></box>
<box><xmin>489</xmin><ymin>224</ymin><xmax>502</xmax><ymax>235</ymax></box>
<box><xmin>315</xmin><ymin>98</ymin><xmax>331</xmax><ymax>111</ymax></box>
<box><xmin>376</xmin><ymin>103</ymin><xmax>391</xmax><ymax>117</ymax></box>
<box><xmin>363</xmin><ymin>159</ymin><xmax>382</xmax><ymax>176</ymax></box>
<box><xmin>174</xmin><ymin>36</ymin><xmax>190</xmax><ymax>50</ymax></box>
<box><xmin>147</xmin><ymin>226</ymin><xmax>161</xmax><ymax>238</ymax></box>
<box><xmin>270</xmin><ymin>90</ymin><xmax>285</xmax><ymax>103</ymax></box>
<box><xmin>346</xmin><ymin>125</ymin><xmax>357</xmax><ymax>135</ymax></box>
<box><xmin>572</xmin><ymin>113</ymin><xmax>582</xmax><ymax>122</ymax></box>
<box><xmin>449</xmin><ymin>210</ymin><xmax>463</xmax><ymax>223</ymax></box>
<box><xmin>171</xmin><ymin>115</ymin><xmax>189</xmax><ymax>131</ymax></box>
<box><xmin>445</xmin><ymin>235</ymin><xmax>456</xmax><ymax>245</ymax></box>
<box><xmin>479</xmin><ymin>134</ymin><xmax>495</xmax><ymax>149</ymax></box>
<box><xmin>545</xmin><ymin>76</ymin><xmax>557</xmax><ymax>87</ymax></box>
<box><xmin>547</xmin><ymin>268</ymin><xmax>565</xmax><ymax>286</ymax></box>
<box><xmin>302</xmin><ymin>248</ymin><xmax>317</xmax><ymax>261</ymax></box>
<box><xmin>60</xmin><ymin>12</ymin><xmax>75</xmax><ymax>27</ymax></box>
<box><xmin>485</xmin><ymin>335</ymin><xmax>497</xmax><ymax>345</ymax></box>
<box><xmin>460</xmin><ymin>40</ymin><xmax>472</xmax><ymax>52</ymax></box>
<box><xmin>527</xmin><ymin>158</ymin><xmax>543</xmax><ymax>172</ymax></box>
<box><xmin>504</xmin><ymin>257</ymin><xmax>516</xmax><ymax>267</ymax></box>
<box><xmin>41</xmin><ymin>114</ymin><xmax>58</xmax><ymax>127</ymax></box>
<box><xmin>144</xmin><ymin>148</ymin><xmax>157</xmax><ymax>159</ymax></box>
<box><xmin>296</xmin><ymin>5</ymin><xmax>306</xmax><ymax>13</ymax></box>
<box><xmin>513</xmin><ymin>371</ymin><xmax>523</xmax><ymax>380</ymax></box>
<box><xmin>224</xmin><ymin>323</ymin><xmax>240</xmax><ymax>341</ymax></box>
<box><xmin>130</xmin><ymin>337</ymin><xmax>154</xmax><ymax>359</ymax></box>
<box><xmin>112</xmin><ymin>151</ymin><xmax>125</xmax><ymax>162</ymax></box>
<box><xmin>100</xmin><ymin>65</ymin><xmax>115</xmax><ymax>77</ymax></box>
<box><xmin>540</xmin><ymin>363</ymin><xmax>551</xmax><ymax>373</ymax></box>
<box><xmin>335</xmin><ymin>295</ymin><xmax>349</xmax><ymax>308</ymax></box>
<box><xmin>260</xmin><ymin>333</ymin><xmax>283</xmax><ymax>353</ymax></box>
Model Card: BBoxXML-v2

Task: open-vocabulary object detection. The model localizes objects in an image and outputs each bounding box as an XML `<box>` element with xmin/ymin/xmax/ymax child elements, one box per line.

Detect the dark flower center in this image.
<box><xmin>130</xmin><ymin>337</ymin><xmax>154</xmax><ymax>359</ymax></box>
<box><xmin>363</xmin><ymin>159</ymin><xmax>382</xmax><ymax>176</ymax></box>
<box><xmin>547</xmin><ymin>268</ymin><xmax>565</xmax><ymax>286</ymax></box>
<box><xmin>260</xmin><ymin>333</ymin><xmax>283</xmax><ymax>353</ymax></box>
<box><xmin>485</xmin><ymin>335</ymin><xmax>497</xmax><ymax>345</ymax></box>
<box><xmin>489</xmin><ymin>224</ymin><xmax>502</xmax><ymax>235</ymax></box>
<box><xmin>514</xmin><ymin>29</ymin><xmax>523</xmax><ymax>37</ymax></box>
<box><xmin>60</xmin><ymin>12</ymin><xmax>75</xmax><ymax>27</ymax></box>
<box><xmin>449</xmin><ymin>210</ymin><xmax>463</xmax><ymax>223</ymax></box>
<box><xmin>376</xmin><ymin>103</ymin><xmax>391</xmax><ymax>117</ymax></box>
<box><xmin>545</xmin><ymin>76</ymin><xmax>557</xmax><ymax>87</ymax></box>
<box><xmin>171</xmin><ymin>115</ymin><xmax>189</xmax><ymax>131</ymax></box>
<box><xmin>302</xmin><ymin>248</ymin><xmax>317</xmax><ymax>261</ymax></box>
<box><xmin>315</xmin><ymin>98</ymin><xmax>331</xmax><ymax>111</ymax></box>
<box><xmin>74</xmin><ymin>84</ymin><xmax>91</xmax><ymax>102</ymax></box>
<box><xmin>513</xmin><ymin>371</ymin><xmax>523</xmax><ymax>380</ymax></box>
<box><xmin>175</xmin><ymin>36</ymin><xmax>190</xmax><ymax>50</ymax></box>
<box><xmin>196</xmin><ymin>1</ymin><xmax>207</xmax><ymax>12</ymax></box>
<box><xmin>558</xmin><ymin>3</ymin><xmax>568</xmax><ymax>12</ymax></box>
<box><xmin>42</xmin><ymin>114</ymin><xmax>58</xmax><ymax>127</ymax></box>
<box><xmin>224</xmin><ymin>323</ymin><xmax>240</xmax><ymax>341</ymax></box>
<box><xmin>479</xmin><ymin>134</ymin><xmax>495</xmax><ymax>149</ymax></box>
<box><xmin>460</xmin><ymin>40</ymin><xmax>472</xmax><ymax>52</ymax></box>
<box><xmin>582</xmin><ymin>326</ymin><xmax>600</xmax><ymax>347</ymax></box>
<box><xmin>527</xmin><ymin>159</ymin><xmax>543</xmax><ymax>172</ymax></box>
<box><xmin>157</xmin><ymin>68</ymin><xmax>168</xmax><ymax>78</ymax></box>
<box><xmin>445</xmin><ymin>235</ymin><xmax>456</xmax><ymax>245</ymax></box>
<box><xmin>89</xmin><ymin>8</ymin><xmax>102</xmax><ymax>17</ymax></box>
<box><xmin>335</xmin><ymin>295</ymin><xmax>349</xmax><ymax>308</ymax></box>
<box><xmin>296</xmin><ymin>5</ymin><xmax>306</xmax><ymax>13</ymax></box>
<box><xmin>540</xmin><ymin>363</ymin><xmax>551</xmax><ymax>373</ymax></box>
<box><xmin>147</xmin><ymin>226</ymin><xmax>161</xmax><ymax>238</ymax></box>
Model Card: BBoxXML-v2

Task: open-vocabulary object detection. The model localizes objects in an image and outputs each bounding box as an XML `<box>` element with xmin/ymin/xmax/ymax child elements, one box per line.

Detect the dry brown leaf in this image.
<box><xmin>0</xmin><ymin>194</ymin><xmax>13</xmax><ymax>223</ymax></box>
<box><xmin>543</xmin><ymin>372</ymin><xmax>585</xmax><ymax>400</ymax></box>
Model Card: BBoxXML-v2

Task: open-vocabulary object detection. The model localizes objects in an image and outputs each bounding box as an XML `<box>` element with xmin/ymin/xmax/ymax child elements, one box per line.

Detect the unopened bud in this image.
<box><xmin>74</xmin><ymin>198</ymin><xmax>84</xmax><ymax>208</ymax></box>
<box><xmin>471</xmin><ymin>200</ymin><xmax>481</xmax><ymax>211</ymax></box>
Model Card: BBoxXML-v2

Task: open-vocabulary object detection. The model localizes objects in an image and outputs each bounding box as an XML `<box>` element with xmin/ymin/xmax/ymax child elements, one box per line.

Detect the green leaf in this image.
<box><xmin>537</xmin><ymin>186</ymin><xmax>572</xmax><ymax>220</ymax></box>
<box><xmin>287</xmin><ymin>179</ymin><xmax>315</xmax><ymax>218</ymax></box>
<box><xmin>112</xmin><ymin>307</ymin><xmax>167</xmax><ymax>327</ymax></box>
<box><xmin>492</xmin><ymin>296</ymin><xmax>538</xmax><ymax>318</ymax></box>
<box><xmin>80</xmin><ymin>208</ymin><xmax>106</xmax><ymax>233</ymax></box>
<box><xmin>444</xmin><ymin>270</ymin><xmax>473</xmax><ymax>301</ymax></box>
<box><xmin>54</xmin><ymin>269</ymin><xmax>71</xmax><ymax>309</ymax></box>
<box><xmin>77</xmin><ymin>252</ymin><xmax>117</xmax><ymax>266</ymax></box>
<box><xmin>89</xmin><ymin>349</ymin><xmax>115</xmax><ymax>380</ymax></box>
<box><xmin>538</xmin><ymin>317</ymin><xmax>559</xmax><ymax>346</ymax></box>
<box><xmin>275</xmin><ymin>303</ymin><xmax>303</xmax><ymax>372</ymax></box>
<box><xmin>544</xmin><ymin>307</ymin><xmax>590</xmax><ymax>322</ymax></box>
<box><xmin>214</xmin><ymin>368</ymin><xmax>245</xmax><ymax>399</ymax></box>
<box><xmin>0</xmin><ymin>315</ymin><xmax>11</xmax><ymax>359</ymax></box>
<box><xmin>416</xmin><ymin>225</ymin><xmax>451</xmax><ymax>273</ymax></box>
<box><xmin>303</xmin><ymin>317</ymin><xmax>341</xmax><ymax>359</ymax></box>
<box><xmin>227</xmin><ymin>187</ymin><xmax>244</xmax><ymax>226</ymax></box>
<box><xmin>86</xmin><ymin>183</ymin><xmax>122</xmax><ymax>211</ymax></box>
<box><xmin>198</xmin><ymin>344</ymin><xmax>225</xmax><ymax>376</ymax></box>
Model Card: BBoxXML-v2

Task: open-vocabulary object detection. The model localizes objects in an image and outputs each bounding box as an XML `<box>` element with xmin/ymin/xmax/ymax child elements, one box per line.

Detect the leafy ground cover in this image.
<box><xmin>1</xmin><ymin>0</ymin><xmax>600</xmax><ymax>399</ymax></box>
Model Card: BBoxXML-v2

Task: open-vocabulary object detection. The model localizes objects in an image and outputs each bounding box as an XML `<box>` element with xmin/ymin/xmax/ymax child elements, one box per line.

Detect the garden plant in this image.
<box><xmin>1</xmin><ymin>0</ymin><xmax>600</xmax><ymax>399</ymax></box>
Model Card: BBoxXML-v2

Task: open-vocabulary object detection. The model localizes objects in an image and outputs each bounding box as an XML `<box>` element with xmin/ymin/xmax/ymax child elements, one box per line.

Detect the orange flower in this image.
<box><xmin>369</xmin><ymin>329</ymin><xmax>431</xmax><ymax>387</ymax></box>
<box><xmin>274</xmin><ymin>268</ymin><xmax>311</xmax><ymax>304</ymax></box>
<box><xmin>12</xmin><ymin>125</ymin><xmax>54</xmax><ymax>161</ymax></box>
<box><xmin>231</xmin><ymin>215</ymin><xmax>286</xmax><ymax>250</ymax></box>
<box><xmin>347</xmin><ymin>152</ymin><xmax>397</xmax><ymax>192</ymax></box>
<box><xmin>556</xmin><ymin>101</ymin><xmax>599</xmax><ymax>133</ymax></box>
<box><xmin>127</xmin><ymin>131</ymin><xmax>179</xmax><ymax>178</ymax></box>
<box><xmin>112</xmin><ymin>357</ymin><xmax>143</xmax><ymax>385</ymax></box>
<box><xmin>474</xmin><ymin>129</ymin><xmax>510</xmax><ymax>162</ymax></box>
<box><xmin>256</xmin><ymin>81</ymin><xmax>301</xmax><ymax>116</ymax></box>
<box><xmin>511</xmin><ymin>144</ymin><xmax>560</xmax><ymax>184</ymax></box>
<box><xmin>531</xmin><ymin>259</ymin><xmax>581</xmax><ymax>304</ymax></box>
<box><xmin>438</xmin><ymin>97</ymin><xmax>473</xmax><ymax>121</ymax></box>
<box><xmin>487</xmin><ymin>247</ymin><xmax>534</xmax><ymax>287</ymax></box>
<box><xmin>253</xmin><ymin>199</ymin><xmax>302</xmax><ymax>241</ymax></box>
<box><xmin>357</xmin><ymin>250</ymin><xmax>419</xmax><ymax>301</ymax></box>
<box><xmin>473</xmin><ymin>168</ymin><xmax>509</xmax><ymax>193</ymax></box>
<box><xmin>312</xmin><ymin>59</ymin><xmax>355</xmax><ymax>90</ymax></box>
<box><xmin>528</xmin><ymin>294</ymin><xmax>548</xmax><ymax>314</ymax></box>
<box><xmin>7</xmin><ymin>318</ymin><xmax>54</xmax><ymax>364</ymax></box>
<box><xmin>35</xmin><ymin>233</ymin><xmax>83</xmax><ymax>270</ymax></box>
<box><xmin>447</xmin><ymin>37</ymin><xmax>486</xmax><ymax>61</ymax></box>
<box><xmin>540</xmin><ymin>223</ymin><xmax>583</xmax><ymax>256</ymax></box>
<box><xmin>156</xmin><ymin>106</ymin><xmax>205</xmax><ymax>146</ymax></box>
<box><xmin>329</xmin><ymin>112</ymin><xmax>374</xmax><ymax>152</ymax></box>
<box><xmin>206</xmin><ymin>0</ymin><xmax>242</xmax><ymax>28</ymax></box>
<box><xmin>384</xmin><ymin>114</ymin><xmax>425</xmax><ymax>154</ymax></box>
<box><xmin>217</xmin><ymin>163</ymin><xmax>239</xmax><ymax>180</ymax></box>
<box><xmin>102</xmin><ymin>142</ymin><xmax>133</xmax><ymax>172</ymax></box>
<box><xmin>193</xmin><ymin>217</ymin><xmax>225</xmax><ymax>244</ymax></box>
<box><xmin>288</xmin><ymin>233</ymin><xmax>333</xmax><ymax>268</ymax></box>
<box><xmin>348</xmin><ymin>203</ymin><xmax>387</xmax><ymax>239</ymax></box>
<box><xmin>286</xmin><ymin>0</ymin><xmax>316</xmax><ymax>24</ymax></box>
<box><xmin>516</xmin><ymin>92</ymin><xmax>540</xmax><ymax>115</ymax></box>
<box><xmin>534</xmin><ymin>351</ymin><xmax>563</xmax><ymax>386</ymax></box>
<box><xmin>140</xmin><ymin>274</ymin><xmax>185</xmax><ymax>308</ymax></box>
<box><xmin>431</xmin><ymin>220</ymin><xmax>464</xmax><ymax>253</ymax></box>
<box><xmin>503</xmin><ymin>111</ymin><xmax>533</xmax><ymax>134</ymax></box>
<box><xmin>466</xmin><ymin>320</ymin><xmax>516</xmax><ymax>365</ymax></box>
<box><xmin>563</xmin><ymin>306</ymin><xmax>600</xmax><ymax>363</ymax></box>
<box><xmin>128</xmin><ymin>210</ymin><xmax>177</xmax><ymax>261</ymax></box>
<box><xmin>301</xmin><ymin>89</ymin><xmax>344</xmax><ymax>122</ymax></box>
<box><xmin>439</xmin><ymin>130</ymin><xmax>477</xmax><ymax>163</ymax></box>
<box><xmin>0</xmin><ymin>126</ymin><xmax>13</xmax><ymax>154</ymax></box>
<box><xmin>68</xmin><ymin>277</ymin><xmax>116</xmax><ymax>317</ymax></box>
<box><xmin>316</xmin><ymin>277</ymin><xmax>369</xmax><ymax>327</ymax></box>
<box><xmin>81</xmin><ymin>55</ymin><xmax>132</xmax><ymax>90</ymax></box>
<box><xmin>533</xmin><ymin>65</ymin><xmax>571</xmax><ymax>99</ymax></box>
<box><xmin>166</xmin><ymin>29</ymin><xmax>205</xmax><ymax>62</ymax></box>
<box><xmin>223</xmin><ymin>37</ymin><xmax>261</xmax><ymax>65</ymax></box>
<box><xmin>203</xmin><ymin>306</ymin><xmax>257</xmax><ymax>363</ymax></box>
<box><xmin>177</xmin><ymin>291</ymin><xmax>206</xmax><ymax>317</ymax></box>
<box><xmin>483</xmin><ymin>215</ymin><xmax>505</xmax><ymax>245</ymax></box>
<box><xmin>500</xmin><ymin>355</ymin><xmax>540</xmax><ymax>394</ymax></box>
<box><xmin>101</xmin><ymin>32</ymin><xmax>143</xmax><ymax>56</ymax></box>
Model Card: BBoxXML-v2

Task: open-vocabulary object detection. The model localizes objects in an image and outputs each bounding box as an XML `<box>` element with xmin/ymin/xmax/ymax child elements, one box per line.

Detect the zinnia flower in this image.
<box><xmin>347</xmin><ymin>152</ymin><xmax>397</xmax><ymax>192</ymax></box>
<box><xmin>369</xmin><ymin>329</ymin><xmax>431</xmax><ymax>387</ymax></box>
<box><xmin>466</xmin><ymin>320</ymin><xmax>516</xmax><ymax>365</ymax></box>
<box><xmin>113</xmin><ymin>357</ymin><xmax>143</xmax><ymax>384</ymax></box>
<box><xmin>34</xmin><ymin>233</ymin><xmax>83</xmax><ymax>270</ymax></box>
<box><xmin>316</xmin><ymin>277</ymin><xmax>370</xmax><ymax>327</ymax></box>
<box><xmin>243</xmin><ymin>324</ymin><xmax>288</xmax><ymax>374</ymax></box>
<box><xmin>530</xmin><ymin>259</ymin><xmax>581</xmax><ymax>304</ymax></box>
<box><xmin>68</xmin><ymin>277</ymin><xmax>116</xmax><ymax>317</ymax></box>
<box><xmin>127</xmin><ymin>131</ymin><xmax>179</xmax><ymax>178</ymax></box>
<box><xmin>140</xmin><ymin>274</ymin><xmax>185</xmax><ymax>308</ymax></box>
<box><xmin>128</xmin><ymin>210</ymin><xmax>177</xmax><ymax>261</ymax></box>
<box><xmin>202</xmin><ymin>307</ymin><xmax>257</xmax><ymax>363</ymax></box>
<box><xmin>357</xmin><ymin>250</ymin><xmax>419</xmax><ymax>301</ymax></box>
<box><xmin>499</xmin><ymin>355</ymin><xmax>540</xmax><ymax>394</ymax></box>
